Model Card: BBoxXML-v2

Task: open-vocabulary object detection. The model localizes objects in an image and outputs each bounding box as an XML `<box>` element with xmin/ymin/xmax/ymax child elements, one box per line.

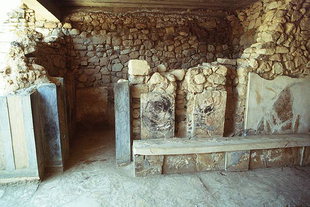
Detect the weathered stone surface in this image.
<box><xmin>163</xmin><ymin>154</ymin><xmax>196</xmax><ymax>174</ymax></box>
<box><xmin>37</xmin><ymin>83</ymin><xmax>67</xmax><ymax>170</ymax></box>
<box><xmin>190</xmin><ymin>90</ymin><xmax>227</xmax><ymax>138</ymax></box>
<box><xmin>303</xmin><ymin>147</ymin><xmax>310</xmax><ymax>166</ymax></box>
<box><xmin>128</xmin><ymin>60</ymin><xmax>150</xmax><ymax>76</ymax></box>
<box><xmin>249</xmin><ymin>148</ymin><xmax>301</xmax><ymax>169</ymax></box>
<box><xmin>0</xmin><ymin>90</ymin><xmax>45</xmax><ymax>180</ymax></box>
<box><xmin>169</xmin><ymin>69</ymin><xmax>185</xmax><ymax>81</ymax></box>
<box><xmin>226</xmin><ymin>151</ymin><xmax>250</xmax><ymax>171</ymax></box>
<box><xmin>112</xmin><ymin>63</ymin><xmax>123</xmax><ymax>72</ymax></box>
<box><xmin>140</xmin><ymin>92</ymin><xmax>175</xmax><ymax>139</ymax></box>
<box><xmin>216</xmin><ymin>58</ymin><xmax>237</xmax><ymax>65</ymax></box>
<box><xmin>245</xmin><ymin>73</ymin><xmax>310</xmax><ymax>134</ymax></box>
<box><xmin>114</xmin><ymin>80</ymin><xmax>131</xmax><ymax>165</ymax></box>
<box><xmin>196</xmin><ymin>153</ymin><xmax>225</xmax><ymax>171</ymax></box>
<box><xmin>134</xmin><ymin>155</ymin><xmax>163</xmax><ymax>177</ymax></box>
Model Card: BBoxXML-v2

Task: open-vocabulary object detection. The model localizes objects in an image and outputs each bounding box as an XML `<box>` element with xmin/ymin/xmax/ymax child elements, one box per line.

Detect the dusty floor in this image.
<box><xmin>0</xmin><ymin>128</ymin><xmax>310</xmax><ymax>207</ymax></box>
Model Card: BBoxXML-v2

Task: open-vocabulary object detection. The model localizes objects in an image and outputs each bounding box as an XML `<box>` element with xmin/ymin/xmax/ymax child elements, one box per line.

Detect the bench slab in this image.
<box><xmin>133</xmin><ymin>134</ymin><xmax>310</xmax><ymax>177</ymax></box>
<box><xmin>133</xmin><ymin>134</ymin><xmax>310</xmax><ymax>155</ymax></box>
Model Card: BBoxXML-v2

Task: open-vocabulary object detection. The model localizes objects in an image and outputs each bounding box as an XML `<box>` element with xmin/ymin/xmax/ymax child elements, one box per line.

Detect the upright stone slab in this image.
<box><xmin>0</xmin><ymin>89</ymin><xmax>45</xmax><ymax>181</ymax></box>
<box><xmin>114</xmin><ymin>80</ymin><xmax>131</xmax><ymax>165</ymax></box>
<box><xmin>190</xmin><ymin>90</ymin><xmax>227</xmax><ymax>138</ymax></box>
<box><xmin>140</xmin><ymin>92</ymin><xmax>175</xmax><ymax>139</ymax></box>
<box><xmin>245</xmin><ymin>73</ymin><xmax>310</xmax><ymax>134</ymax></box>
<box><xmin>37</xmin><ymin>82</ymin><xmax>69</xmax><ymax>171</ymax></box>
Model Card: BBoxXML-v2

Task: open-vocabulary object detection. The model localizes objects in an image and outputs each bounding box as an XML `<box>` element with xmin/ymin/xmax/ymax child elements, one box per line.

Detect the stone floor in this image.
<box><xmin>0</xmin><ymin>128</ymin><xmax>310</xmax><ymax>207</ymax></box>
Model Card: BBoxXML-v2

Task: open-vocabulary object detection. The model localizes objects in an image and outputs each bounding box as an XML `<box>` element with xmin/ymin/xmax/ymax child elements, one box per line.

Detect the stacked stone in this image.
<box><xmin>33</xmin><ymin>21</ymin><xmax>69</xmax><ymax>78</ymax></box>
<box><xmin>62</xmin><ymin>10</ymin><xmax>231</xmax><ymax>88</ymax></box>
<box><xmin>128</xmin><ymin>59</ymin><xmax>230</xmax><ymax>139</ymax></box>
<box><xmin>0</xmin><ymin>4</ymin><xmax>49</xmax><ymax>96</ymax></box>
<box><xmin>226</xmin><ymin>0</ymin><xmax>310</xmax><ymax>134</ymax></box>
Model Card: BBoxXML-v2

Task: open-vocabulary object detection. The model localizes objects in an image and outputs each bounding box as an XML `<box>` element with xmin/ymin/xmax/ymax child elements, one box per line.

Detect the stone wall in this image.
<box><xmin>64</xmin><ymin>9</ymin><xmax>232</xmax><ymax>88</ymax></box>
<box><xmin>226</xmin><ymin>0</ymin><xmax>310</xmax><ymax>134</ymax></box>
<box><xmin>0</xmin><ymin>5</ymin><xmax>49</xmax><ymax>96</ymax></box>
<box><xmin>2</xmin><ymin>0</ymin><xmax>308</xmax><ymax>132</ymax></box>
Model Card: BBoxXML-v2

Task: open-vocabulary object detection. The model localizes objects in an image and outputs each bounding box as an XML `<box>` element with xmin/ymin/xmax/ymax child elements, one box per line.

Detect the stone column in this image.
<box><xmin>114</xmin><ymin>80</ymin><xmax>131</xmax><ymax>165</ymax></box>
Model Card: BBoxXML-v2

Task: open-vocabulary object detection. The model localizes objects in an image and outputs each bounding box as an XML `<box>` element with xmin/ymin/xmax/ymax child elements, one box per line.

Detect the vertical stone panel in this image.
<box><xmin>140</xmin><ymin>92</ymin><xmax>175</xmax><ymax>139</ymax></box>
<box><xmin>114</xmin><ymin>80</ymin><xmax>131</xmax><ymax>165</ymax></box>
<box><xmin>245</xmin><ymin>73</ymin><xmax>310</xmax><ymax>135</ymax></box>
<box><xmin>7</xmin><ymin>95</ymin><xmax>29</xmax><ymax>169</ymax></box>
<box><xmin>37</xmin><ymin>83</ymin><xmax>65</xmax><ymax>170</ymax></box>
<box><xmin>0</xmin><ymin>96</ymin><xmax>14</xmax><ymax>170</ymax></box>
<box><xmin>0</xmin><ymin>90</ymin><xmax>44</xmax><ymax>180</ymax></box>
<box><xmin>163</xmin><ymin>154</ymin><xmax>196</xmax><ymax>174</ymax></box>
<box><xmin>190</xmin><ymin>90</ymin><xmax>227</xmax><ymax>138</ymax></box>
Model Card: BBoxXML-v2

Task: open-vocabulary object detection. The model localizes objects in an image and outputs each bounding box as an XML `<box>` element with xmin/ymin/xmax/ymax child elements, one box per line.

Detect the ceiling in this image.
<box><xmin>57</xmin><ymin>0</ymin><xmax>257</xmax><ymax>10</ymax></box>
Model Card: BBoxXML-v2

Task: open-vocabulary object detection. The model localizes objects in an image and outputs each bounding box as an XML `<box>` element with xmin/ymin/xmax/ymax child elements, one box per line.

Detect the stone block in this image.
<box><xmin>134</xmin><ymin>155</ymin><xmax>164</xmax><ymax>177</ymax></box>
<box><xmin>216</xmin><ymin>58</ymin><xmax>237</xmax><ymax>65</ymax></box>
<box><xmin>245</xmin><ymin>73</ymin><xmax>310</xmax><ymax>134</ymax></box>
<box><xmin>163</xmin><ymin>154</ymin><xmax>196</xmax><ymax>174</ymax></box>
<box><xmin>226</xmin><ymin>151</ymin><xmax>250</xmax><ymax>171</ymax></box>
<box><xmin>196</xmin><ymin>153</ymin><xmax>225</xmax><ymax>171</ymax></box>
<box><xmin>0</xmin><ymin>90</ymin><xmax>45</xmax><ymax>180</ymax></box>
<box><xmin>140</xmin><ymin>92</ymin><xmax>175</xmax><ymax>139</ymax></box>
<box><xmin>190</xmin><ymin>89</ymin><xmax>226</xmax><ymax>138</ymax></box>
<box><xmin>37</xmin><ymin>81</ymin><xmax>69</xmax><ymax>171</ymax></box>
<box><xmin>128</xmin><ymin>60</ymin><xmax>150</xmax><ymax>76</ymax></box>
<box><xmin>249</xmin><ymin>147</ymin><xmax>301</xmax><ymax>169</ymax></box>
<box><xmin>114</xmin><ymin>80</ymin><xmax>131</xmax><ymax>165</ymax></box>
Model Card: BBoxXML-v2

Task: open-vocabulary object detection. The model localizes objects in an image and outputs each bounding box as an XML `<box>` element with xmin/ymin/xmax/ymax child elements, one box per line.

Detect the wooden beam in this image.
<box><xmin>61</xmin><ymin>0</ymin><xmax>257</xmax><ymax>9</ymax></box>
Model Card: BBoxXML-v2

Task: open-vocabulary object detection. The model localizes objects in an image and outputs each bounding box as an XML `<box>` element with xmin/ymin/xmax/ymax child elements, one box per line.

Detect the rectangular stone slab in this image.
<box><xmin>140</xmin><ymin>92</ymin><xmax>175</xmax><ymax>139</ymax></box>
<box><xmin>249</xmin><ymin>148</ymin><xmax>301</xmax><ymax>169</ymax></box>
<box><xmin>133</xmin><ymin>134</ymin><xmax>310</xmax><ymax>156</ymax></box>
<box><xmin>245</xmin><ymin>73</ymin><xmax>310</xmax><ymax>134</ymax></box>
<box><xmin>0</xmin><ymin>89</ymin><xmax>44</xmax><ymax>180</ymax></box>
<box><xmin>225</xmin><ymin>151</ymin><xmax>250</xmax><ymax>171</ymax></box>
<box><xmin>190</xmin><ymin>90</ymin><xmax>226</xmax><ymax>137</ymax></box>
<box><xmin>37</xmin><ymin>82</ymin><xmax>68</xmax><ymax>171</ymax></box>
<box><xmin>114</xmin><ymin>80</ymin><xmax>131</xmax><ymax>165</ymax></box>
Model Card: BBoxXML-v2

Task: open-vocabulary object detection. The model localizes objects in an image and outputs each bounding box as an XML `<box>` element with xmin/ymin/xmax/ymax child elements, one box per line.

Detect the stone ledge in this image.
<box><xmin>133</xmin><ymin>134</ymin><xmax>310</xmax><ymax>176</ymax></box>
<box><xmin>133</xmin><ymin>134</ymin><xmax>310</xmax><ymax>156</ymax></box>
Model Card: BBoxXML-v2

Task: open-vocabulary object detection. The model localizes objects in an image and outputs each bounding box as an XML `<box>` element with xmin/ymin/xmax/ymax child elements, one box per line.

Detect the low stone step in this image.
<box><xmin>133</xmin><ymin>134</ymin><xmax>310</xmax><ymax>177</ymax></box>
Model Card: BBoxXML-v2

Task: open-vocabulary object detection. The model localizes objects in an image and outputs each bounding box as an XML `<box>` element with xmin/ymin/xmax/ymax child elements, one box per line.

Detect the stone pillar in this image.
<box><xmin>36</xmin><ymin>81</ymin><xmax>69</xmax><ymax>172</ymax></box>
<box><xmin>0</xmin><ymin>89</ymin><xmax>45</xmax><ymax>181</ymax></box>
<box><xmin>189</xmin><ymin>89</ymin><xmax>227</xmax><ymax>138</ymax></box>
<box><xmin>114</xmin><ymin>80</ymin><xmax>131</xmax><ymax>165</ymax></box>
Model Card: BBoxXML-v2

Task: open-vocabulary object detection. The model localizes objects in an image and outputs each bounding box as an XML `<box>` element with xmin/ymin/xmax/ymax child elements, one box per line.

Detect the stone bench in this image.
<box><xmin>133</xmin><ymin>134</ymin><xmax>310</xmax><ymax>176</ymax></box>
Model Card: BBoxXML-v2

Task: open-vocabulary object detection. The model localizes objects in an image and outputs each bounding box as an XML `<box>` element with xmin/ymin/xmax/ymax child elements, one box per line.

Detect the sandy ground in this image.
<box><xmin>0</xmin><ymin>128</ymin><xmax>309</xmax><ymax>207</ymax></box>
